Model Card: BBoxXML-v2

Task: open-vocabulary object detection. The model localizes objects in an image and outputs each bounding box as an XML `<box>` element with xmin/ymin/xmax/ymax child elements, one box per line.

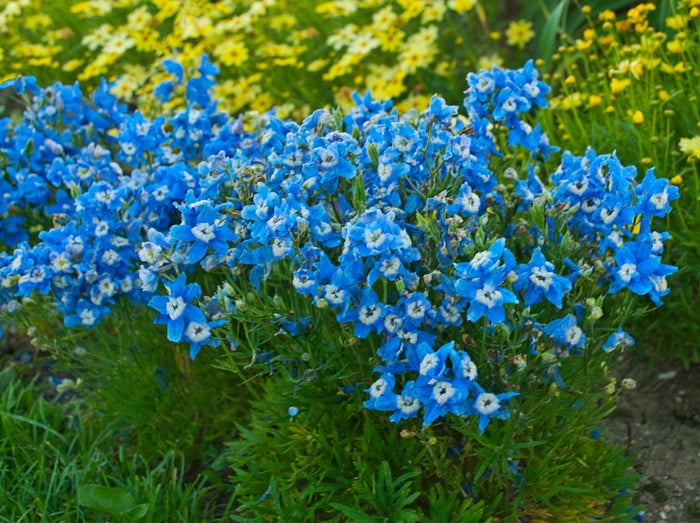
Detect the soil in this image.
<box><xmin>604</xmin><ymin>352</ymin><xmax>700</xmax><ymax>522</ymax></box>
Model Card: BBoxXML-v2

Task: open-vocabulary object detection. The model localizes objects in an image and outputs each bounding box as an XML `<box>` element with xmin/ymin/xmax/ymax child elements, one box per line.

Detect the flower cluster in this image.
<box><xmin>0</xmin><ymin>59</ymin><xmax>677</xmax><ymax>430</ymax></box>
<box><xmin>0</xmin><ymin>0</ymin><xmax>535</xmax><ymax>116</ymax></box>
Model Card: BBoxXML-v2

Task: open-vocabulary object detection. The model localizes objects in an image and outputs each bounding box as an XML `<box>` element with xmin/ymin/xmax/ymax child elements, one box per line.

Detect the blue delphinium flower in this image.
<box><xmin>472</xmin><ymin>383</ymin><xmax>518</xmax><ymax>433</ymax></box>
<box><xmin>454</xmin><ymin>239</ymin><xmax>518</xmax><ymax>324</ymax></box>
<box><xmin>149</xmin><ymin>274</ymin><xmax>207</xmax><ymax>342</ymax></box>
<box><xmin>514</xmin><ymin>248</ymin><xmax>573</xmax><ymax>308</ymax></box>
<box><xmin>338</xmin><ymin>287</ymin><xmax>385</xmax><ymax>339</ymax></box>
<box><xmin>602</xmin><ymin>328</ymin><xmax>635</xmax><ymax>353</ymax></box>
<box><xmin>169</xmin><ymin>198</ymin><xmax>237</xmax><ymax>265</ymax></box>
<box><xmin>543</xmin><ymin>314</ymin><xmax>586</xmax><ymax>350</ymax></box>
<box><xmin>636</xmin><ymin>168</ymin><xmax>679</xmax><ymax>218</ymax></box>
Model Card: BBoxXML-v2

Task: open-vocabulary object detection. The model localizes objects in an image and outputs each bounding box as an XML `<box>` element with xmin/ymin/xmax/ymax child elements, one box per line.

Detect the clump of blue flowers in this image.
<box><xmin>0</xmin><ymin>57</ymin><xmax>677</xmax><ymax>433</ymax></box>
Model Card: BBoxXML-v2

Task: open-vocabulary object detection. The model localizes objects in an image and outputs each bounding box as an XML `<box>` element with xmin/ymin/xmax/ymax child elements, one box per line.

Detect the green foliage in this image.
<box><xmin>522</xmin><ymin>0</ymin><xmax>675</xmax><ymax>65</ymax></box>
<box><xmin>0</xmin><ymin>365</ymin><xmax>233</xmax><ymax>522</ymax></box>
<box><xmin>17</xmin><ymin>298</ymin><xmax>245</xmax><ymax>464</ymax></box>
<box><xmin>79</xmin><ymin>485</ymin><xmax>150</xmax><ymax>520</ymax></box>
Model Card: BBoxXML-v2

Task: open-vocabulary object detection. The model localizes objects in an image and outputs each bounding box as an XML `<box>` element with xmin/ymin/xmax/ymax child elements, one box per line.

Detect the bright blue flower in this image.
<box><xmin>472</xmin><ymin>382</ymin><xmax>518</xmax><ymax>433</ymax></box>
<box><xmin>363</xmin><ymin>372</ymin><xmax>397</xmax><ymax>412</ymax></box>
<box><xmin>543</xmin><ymin>314</ymin><xmax>586</xmax><ymax>349</ymax></box>
<box><xmin>458</xmin><ymin>273</ymin><xmax>518</xmax><ymax>324</ymax></box>
<box><xmin>607</xmin><ymin>241</ymin><xmax>676</xmax><ymax>304</ymax></box>
<box><xmin>415</xmin><ymin>375</ymin><xmax>468</xmax><ymax>426</ymax></box>
<box><xmin>514</xmin><ymin>248</ymin><xmax>572</xmax><ymax>308</ymax></box>
<box><xmin>169</xmin><ymin>200</ymin><xmax>237</xmax><ymax>264</ymax></box>
<box><xmin>602</xmin><ymin>328</ymin><xmax>635</xmax><ymax>353</ymax></box>
<box><xmin>149</xmin><ymin>274</ymin><xmax>207</xmax><ymax>342</ymax></box>
<box><xmin>337</xmin><ymin>287</ymin><xmax>385</xmax><ymax>339</ymax></box>
<box><xmin>636</xmin><ymin>168</ymin><xmax>679</xmax><ymax>218</ymax></box>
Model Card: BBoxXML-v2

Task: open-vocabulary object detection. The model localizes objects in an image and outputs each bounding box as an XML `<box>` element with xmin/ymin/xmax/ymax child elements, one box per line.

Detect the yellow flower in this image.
<box><xmin>679</xmin><ymin>136</ymin><xmax>700</xmax><ymax>159</ymax></box>
<box><xmin>366</xmin><ymin>64</ymin><xmax>406</xmax><ymax>99</ymax></box>
<box><xmin>599</xmin><ymin>10</ymin><xmax>616</xmax><ymax>21</ymax></box>
<box><xmin>422</xmin><ymin>1</ymin><xmax>446</xmax><ymax>23</ymax></box>
<box><xmin>588</xmin><ymin>94</ymin><xmax>602</xmax><ymax>108</ymax></box>
<box><xmin>62</xmin><ymin>58</ymin><xmax>83</xmax><ymax>72</ymax></box>
<box><xmin>575</xmin><ymin>38</ymin><xmax>593</xmax><ymax>51</ymax></box>
<box><xmin>448</xmin><ymin>0</ymin><xmax>475</xmax><ymax>13</ymax></box>
<box><xmin>559</xmin><ymin>92</ymin><xmax>583</xmax><ymax>110</ymax></box>
<box><xmin>377</xmin><ymin>28</ymin><xmax>405</xmax><ymax>52</ymax></box>
<box><xmin>564</xmin><ymin>75</ymin><xmax>576</xmax><ymax>85</ymax></box>
<box><xmin>347</xmin><ymin>30</ymin><xmax>381</xmax><ymax>56</ymax></box>
<box><xmin>505</xmin><ymin>20</ymin><xmax>534</xmax><ymax>49</ymax></box>
<box><xmin>307</xmin><ymin>59</ymin><xmax>329</xmax><ymax>72</ymax></box>
<box><xmin>671</xmin><ymin>175</ymin><xmax>683</xmax><ymax>185</ymax></box>
<box><xmin>397</xmin><ymin>0</ymin><xmax>424</xmax><ymax>20</ymax></box>
<box><xmin>666</xmin><ymin>39</ymin><xmax>687</xmax><ymax>54</ymax></box>
<box><xmin>665</xmin><ymin>15</ymin><xmax>688</xmax><ymax>30</ymax></box>
<box><xmin>631</xmin><ymin>110</ymin><xmax>644</xmax><ymax>124</ymax></box>
<box><xmin>477</xmin><ymin>53</ymin><xmax>504</xmax><ymax>71</ymax></box>
<box><xmin>371</xmin><ymin>6</ymin><xmax>397</xmax><ymax>30</ymax></box>
<box><xmin>70</xmin><ymin>0</ymin><xmax>112</xmax><ymax>16</ymax></box>
<box><xmin>660</xmin><ymin>62</ymin><xmax>688</xmax><ymax>74</ymax></box>
<box><xmin>214</xmin><ymin>39</ymin><xmax>249</xmax><ymax>68</ymax></box>
<box><xmin>609</xmin><ymin>77</ymin><xmax>631</xmax><ymax>93</ymax></box>
<box><xmin>327</xmin><ymin>23</ymin><xmax>358</xmax><ymax>50</ymax></box>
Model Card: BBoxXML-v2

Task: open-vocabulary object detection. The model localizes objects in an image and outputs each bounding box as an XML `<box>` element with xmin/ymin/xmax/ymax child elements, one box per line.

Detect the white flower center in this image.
<box><xmin>369</xmin><ymin>378</ymin><xmax>388</xmax><ymax>398</ymax></box>
<box><xmin>566</xmin><ymin>325</ymin><xmax>583</xmax><ymax>346</ymax></box>
<box><xmin>475</xmin><ymin>284</ymin><xmax>501</xmax><ymax>308</ymax></box>
<box><xmin>432</xmin><ymin>381</ymin><xmax>456</xmax><ymax>405</ymax></box>
<box><xmin>186</xmin><ymin>321</ymin><xmax>211</xmax><ymax>343</ymax></box>
<box><xmin>419</xmin><ymin>353</ymin><xmax>438</xmax><ymax>375</ymax></box>
<box><xmin>359</xmin><ymin>304</ymin><xmax>381</xmax><ymax>325</ymax></box>
<box><xmin>475</xmin><ymin>392</ymin><xmax>500</xmax><ymax>415</ymax></box>
<box><xmin>530</xmin><ymin>267</ymin><xmax>553</xmax><ymax>290</ymax></box>
<box><xmin>618</xmin><ymin>263</ymin><xmax>637</xmax><ymax>283</ymax></box>
<box><xmin>166</xmin><ymin>296</ymin><xmax>186</xmax><ymax>320</ymax></box>
<box><xmin>192</xmin><ymin>223</ymin><xmax>216</xmax><ymax>242</ymax></box>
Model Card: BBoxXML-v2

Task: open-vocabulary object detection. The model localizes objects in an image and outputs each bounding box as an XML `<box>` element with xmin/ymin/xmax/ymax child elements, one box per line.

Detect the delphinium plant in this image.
<box><xmin>0</xmin><ymin>58</ymin><xmax>672</xmax><ymax>519</ymax></box>
<box><xmin>538</xmin><ymin>0</ymin><xmax>700</xmax><ymax>366</ymax></box>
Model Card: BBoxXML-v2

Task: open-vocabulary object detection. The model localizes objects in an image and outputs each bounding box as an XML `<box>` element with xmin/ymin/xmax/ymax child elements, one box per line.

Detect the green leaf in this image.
<box><xmin>78</xmin><ymin>484</ymin><xmax>137</xmax><ymax>516</ymax></box>
<box><xmin>126</xmin><ymin>503</ymin><xmax>150</xmax><ymax>520</ymax></box>
<box><xmin>537</xmin><ymin>0</ymin><xmax>570</xmax><ymax>65</ymax></box>
<box><xmin>368</xmin><ymin>144</ymin><xmax>379</xmax><ymax>167</ymax></box>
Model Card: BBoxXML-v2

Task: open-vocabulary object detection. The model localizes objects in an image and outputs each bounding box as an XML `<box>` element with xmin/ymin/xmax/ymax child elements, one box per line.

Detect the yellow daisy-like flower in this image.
<box><xmin>477</xmin><ymin>53</ymin><xmax>504</xmax><ymax>71</ymax></box>
<box><xmin>505</xmin><ymin>20</ymin><xmax>534</xmax><ymax>49</ymax></box>
<box><xmin>631</xmin><ymin>110</ymin><xmax>644</xmax><ymax>125</ymax></box>
<box><xmin>679</xmin><ymin>136</ymin><xmax>700</xmax><ymax>159</ymax></box>
<box><xmin>610</xmin><ymin>77</ymin><xmax>631</xmax><ymax>94</ymax></box>
<box><xmin>448</xmin><ymin>0</ymin><xmax>475</xmax><ymax>13</ymax></box>
<box><xmin>214</xmin><ymin>39</ymin><xmax>249</xmax><ymax>68</ymax></box>
<box><xmin>588</xmin><ymin>94</ymin><xmax>602</xmax><ymax>108</ymax></box>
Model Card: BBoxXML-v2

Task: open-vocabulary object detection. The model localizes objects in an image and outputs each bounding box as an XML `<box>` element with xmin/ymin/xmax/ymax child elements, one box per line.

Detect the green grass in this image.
<box><xmin>0</xmin><ymin>363</ymin><xmax>234</xmax><ymax>522</ymax></box>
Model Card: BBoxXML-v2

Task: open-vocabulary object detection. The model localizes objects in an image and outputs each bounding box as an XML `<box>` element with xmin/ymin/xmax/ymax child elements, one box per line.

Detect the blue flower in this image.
<box><xmin>337</xmin><ymin>287</ymin><xmax>385</xmax><ymax>339</ymax></box>
<box><xmin>602</xmin><ymin>328</ymin><xmax>635</xmax><ymax>353</ymax></box>
<box><xmin>543</xmin><ymin>314</ymin><xmax>586</xmax><ymax>349</ymax></box>
<box><xmin>514</xmin><ymin>248</ymin><xmax>572</xmax><ymax>308</ymax></box>
<box><xmin>636</xmin><ymin>168</ymin><xmax>679</xmax><ymax>218</ymax></box>
<box><xmin>363</xmin><ymin>372</ymin><xmax>397</xmax><ymax>412</ymax></box>
<box><xmin>472</xmin><ymin>383</ymin><xmax>518</xmax><ymax>433</ymax></box>
<box><xmin>149</xmin><ymin>274</ymin><xmax>207</xmax><ymax>342</ymax></box>
<box><xmin>169</xmin><ymin>199</ymin><xmax>237</xmax><ymax>264</ymax></box>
